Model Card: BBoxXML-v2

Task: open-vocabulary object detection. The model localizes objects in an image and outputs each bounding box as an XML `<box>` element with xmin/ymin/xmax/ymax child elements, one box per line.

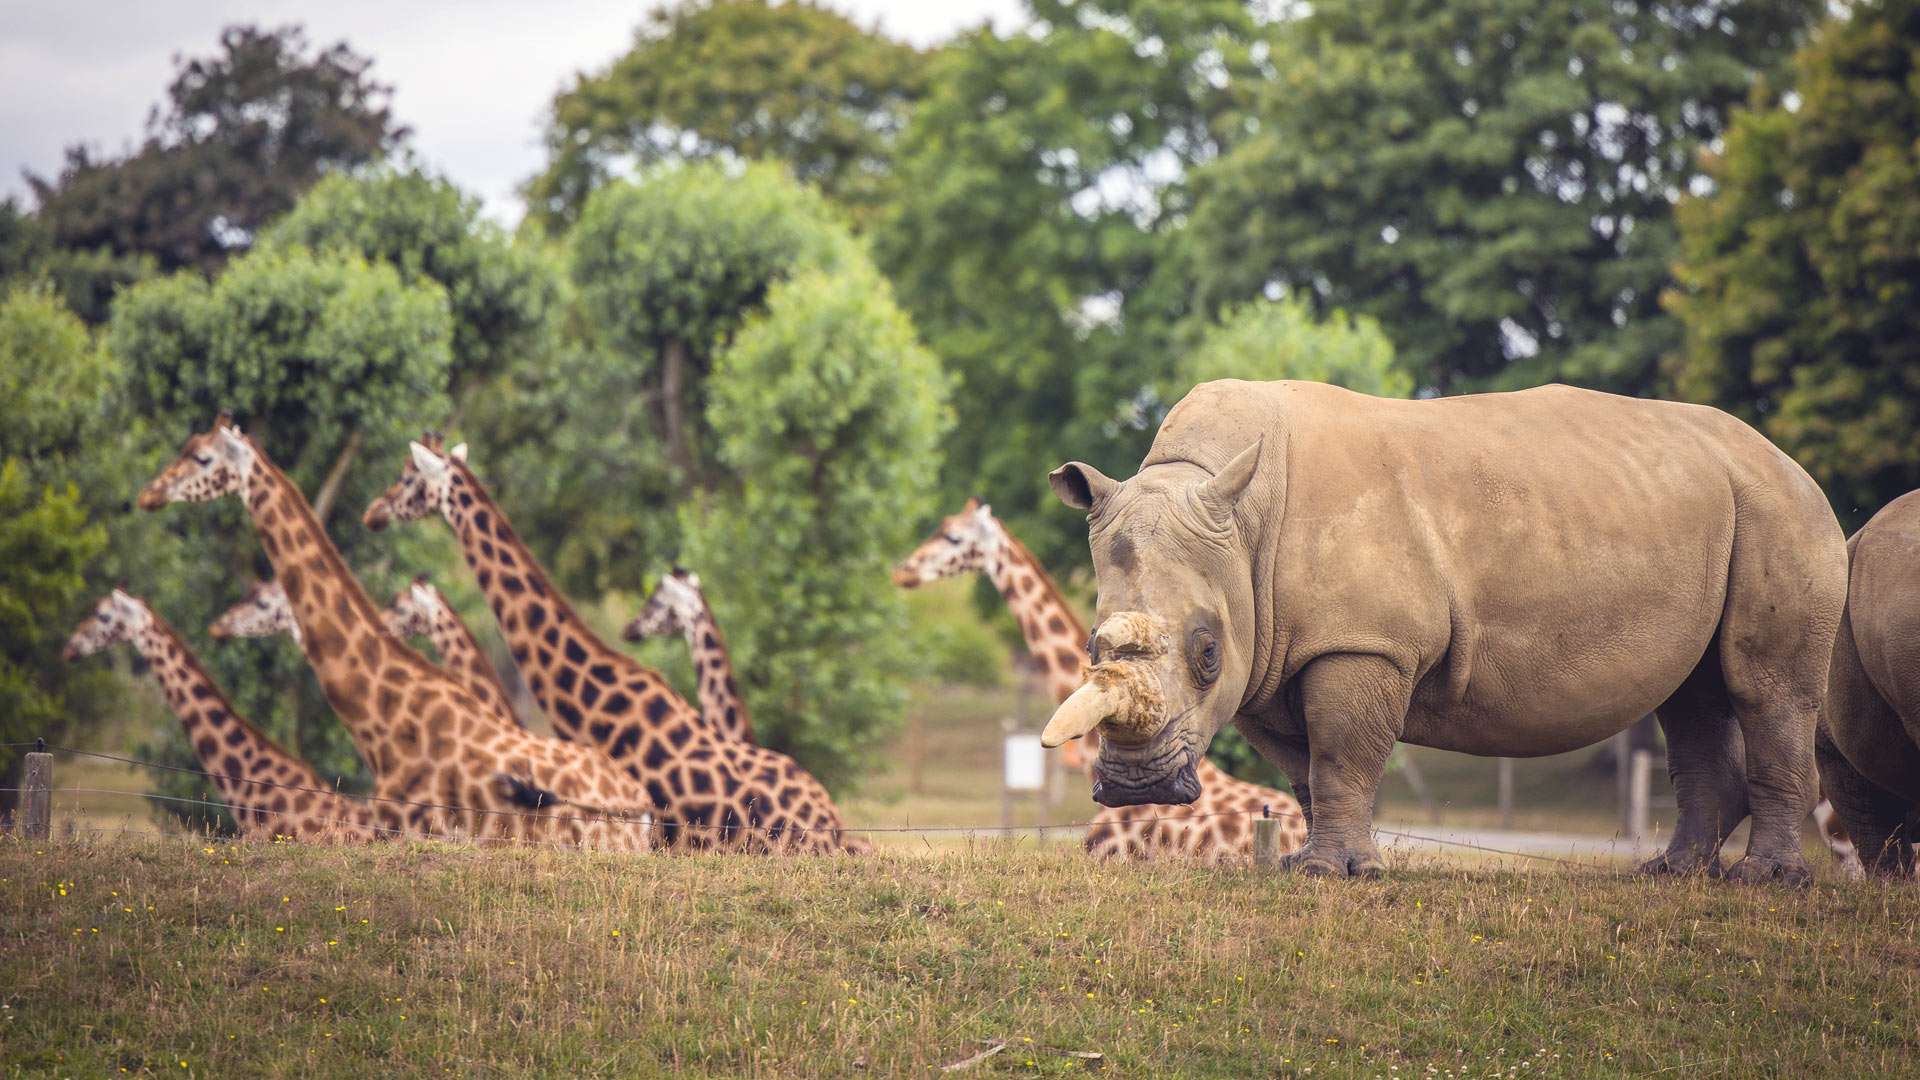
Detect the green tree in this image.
<box><xmin>29</xmin><ymin>25</ymin><xmax>405</xmax><ymax>275</ymax></box>
<box><xmin>259</xmin><ymin>164</ymin><xmax>560</xmax><ymax>394</ymax></box>
<box><xmin>680</xmin><ymin>264</ymin><xmax>952</xmax><ymax>787</ymax></box>
<box><xmin>1178</xmin><ymin>0</ymin><xmax>1819</xmax><ymax>397</ymax></box>
<box><xmin>107</xmin><ymin>246</ymin><xmax>456</xmax><ymax>812</ymax></box>
<box><xmin>481</xmin><ymin>162</ymin><xmax>850</xmax><ymax>597</ymax></box>
<box><xmin>1173</xmin><ymin>297</ymin><xmax>1409</xmax><ymax>396</ymax></box>
<box><xmin>874</xmin><ymin>0</ymin><xmax>1267</xmax><ymax>575</ymax></box>
<box><xmin>1668</xmin><ymin>0</ymin><xmax>1920</xmax><ymax>529</ymax></box>
<box><xmin>0</xmin><ymin>465</ymin><xmax>108</xmax><ymax>821</ymax></box>
<box><xmin>524</xmin><ymin>0</ymin><xmax>925</xmax><ymax>230</ymax></box>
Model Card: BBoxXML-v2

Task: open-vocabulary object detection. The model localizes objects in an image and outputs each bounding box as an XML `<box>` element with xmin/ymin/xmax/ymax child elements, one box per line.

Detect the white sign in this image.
<box><xmin>1003</xmin><ymin>733</ymin><xmax>1046</xmax><ymax>791</ymax></box>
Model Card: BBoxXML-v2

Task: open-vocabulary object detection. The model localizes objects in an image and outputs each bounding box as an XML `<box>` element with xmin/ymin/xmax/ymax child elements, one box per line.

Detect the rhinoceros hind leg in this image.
<box><xmin>1647</xmin><ymin>650</ymin><xmax>1749</xmax><ymax>876</ymax></box>
<box><xmin>1816</xmin><ymin>728</ymin><xmax>1917</xmax><ymax>880</ymax></box>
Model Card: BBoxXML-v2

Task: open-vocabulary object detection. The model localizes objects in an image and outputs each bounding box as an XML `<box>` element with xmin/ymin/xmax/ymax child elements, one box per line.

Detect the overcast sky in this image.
<box><xmin>0</xmin><ymin>0</ymin><xmax>1025</xmax><ymax>225</ymax></box>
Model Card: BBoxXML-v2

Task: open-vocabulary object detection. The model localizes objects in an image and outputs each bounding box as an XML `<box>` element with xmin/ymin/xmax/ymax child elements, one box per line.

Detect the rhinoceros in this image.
<box><xmin>1817</xmin><ymin>490</ymin><xmax>1920</xmax><ymax>879</ymax></box>
<box><xmin>1044</xmin><ymin>380</ymin><xmax>1847</xmax><ymax>881</ymax></box>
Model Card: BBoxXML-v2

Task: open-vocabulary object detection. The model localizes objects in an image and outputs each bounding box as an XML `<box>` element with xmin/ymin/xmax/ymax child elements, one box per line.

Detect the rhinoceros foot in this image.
<box><xmin>1723</xmin><ymin>854</ymin><xmax>1812</xmax><ymax>888</ymax></box>
<box><xmin>1278</xmin><ymin>841</ymin><xmax>1385</xmax><ymax>878</ymax></box>
<box><xmin>1634</xmin><ymin>849</ymin><xmax>1725</xmax><ymax>878</ymax></box>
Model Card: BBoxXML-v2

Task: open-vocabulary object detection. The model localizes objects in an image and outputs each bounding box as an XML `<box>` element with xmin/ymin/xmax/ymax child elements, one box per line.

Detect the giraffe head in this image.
<box><xmin>209</xmin><ymin>580</ymin><xmax>301</xmax><ymax>646</ymax></box>
<box><xmin>382</xmin><ymin>573</ymin><xmax>445</xmax><ymax>638</ymax></box>
<box><xmin>893</xmin><ymin>497</ymin><xmax>1001</xmax><ymax>587</ymax></box>
<box><xmin>137</xmin><ymin>413</ymin><xmax>256</xmax><ymax>510</ymax></box>
<box><xmin>362</xmin><ymin>432</ymin><xmax>467</xmax><ymax>531</ymax></box>
<box><xmin>621</xmin><ymin>569</ymin><xmax>705</xmax><ymax>644</ymax></box>
<box><xmin>62</xmin><ymin>589</ymin><xmax>154</xmax><ymax>661</ymax></box>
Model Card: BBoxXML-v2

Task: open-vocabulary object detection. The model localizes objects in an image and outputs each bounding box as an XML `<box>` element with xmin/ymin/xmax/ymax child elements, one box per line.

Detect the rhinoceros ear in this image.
<box><xmin>1050</xmin><ymin>462</ymin><xmax>1120</xmax><ymax>511</ymax></box>
<box><xmin>1195</xmin><ymin>438</ymin><xmax>1261</xmax><ymax>528</ymax></box>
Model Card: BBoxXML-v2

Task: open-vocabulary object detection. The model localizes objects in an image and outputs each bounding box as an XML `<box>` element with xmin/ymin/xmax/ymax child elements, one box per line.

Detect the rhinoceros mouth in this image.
<box><xmin>1091</xmin><ymin>756</ymin><xmax>1201</xmax><ymax>807</ymax></box>
<box><xmin>1089</xmin><ymin>717</ymin><xmax>1202</xmax><ymax>806</ymax></box>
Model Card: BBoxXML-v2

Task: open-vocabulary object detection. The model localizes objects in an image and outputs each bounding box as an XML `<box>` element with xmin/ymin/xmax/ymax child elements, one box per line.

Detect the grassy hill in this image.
<box><xmin>1</xmin><ymin>834</ymin><xmax>1912</xmax><ymax>1079</ymax></box>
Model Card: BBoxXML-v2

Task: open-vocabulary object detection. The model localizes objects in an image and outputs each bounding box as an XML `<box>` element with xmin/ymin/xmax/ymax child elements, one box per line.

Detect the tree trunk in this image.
<box><xmin>660</xmin><ymin>337</ymin><xmax>693</xmax><ymax>487</ymax></box>
<box><xmin>309</xmin><ymin>428</ymin><xmax>365</xmax><ymax>527</ymax></box>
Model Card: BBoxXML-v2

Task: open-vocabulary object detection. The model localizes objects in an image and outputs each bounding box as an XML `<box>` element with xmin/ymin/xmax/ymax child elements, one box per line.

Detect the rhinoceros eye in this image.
<box><xmin>1189</xmin><ymin>627</ymin><xmax>1221</xmax><ymax>687</ymax></box>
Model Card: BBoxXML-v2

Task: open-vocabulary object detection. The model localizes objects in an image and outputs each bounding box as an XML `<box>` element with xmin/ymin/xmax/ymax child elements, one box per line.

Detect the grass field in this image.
<box><xmin>2</xmin><ymin>834</ymin><xmax>1914</xmax><ymax>1079</ymax></box>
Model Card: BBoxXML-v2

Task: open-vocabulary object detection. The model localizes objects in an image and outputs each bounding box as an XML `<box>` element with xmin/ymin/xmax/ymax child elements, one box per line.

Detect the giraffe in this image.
<box><xmin>380</xmin><ymin>575</ymin><xmax>523</xmax><ymax>728</ymax></box>
<box><xmin>138</xmin><ymin>415</ymin><xmax>654</xmax><ymax>851</ymax></box>
<box><xmin>212</xmin><ymin>577</ymin><xmax>523</xmax><ymax>730</ymax></box>
<box><xmin>63</xmin><ymin>589</ymin><xmax>383</xmax><ymax>842</ymax></box>
<box><xmin>894</xmin><ymin>496</ymin><xmax>1309</xmax><ymax>860</ymax></box>
<box><xmin>619</xmin><ymin>569</ymin><xmax>756</xmax><ymax>744</ymax></box>
<box><xmin>362</xmin><ymin>434</ymin><xmax>865</xmax><ymax>854</ymax></box>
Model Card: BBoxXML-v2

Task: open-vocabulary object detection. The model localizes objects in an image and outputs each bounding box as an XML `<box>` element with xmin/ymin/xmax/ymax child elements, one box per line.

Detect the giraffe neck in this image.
<box><xmin>242</xmin><ymin>452</ymin><xmax>426</xmax><ymax>770</ymax></box>
<box><xmin>982</xmin><ymin>526</ymin><xmax>1090</xmax><ymax>707</ymax></box>
<box><xmin>426</xmin><ymin>605</ymin><xmax>520</xmax><ymax>728</ymax></box>
<box><xmin>442</xmin><ymin>461</ymin><xmax>703</xmax><ymax>743</ymax></box>
<box><xmin>679</xmin><ymin>601</ymin><xmax>756</xmax><ymax>744</ymax></box>
<box><xmin>132</xmin><ymin>613</ymin><xmax>331</xmax><ymax>812</ymax></box>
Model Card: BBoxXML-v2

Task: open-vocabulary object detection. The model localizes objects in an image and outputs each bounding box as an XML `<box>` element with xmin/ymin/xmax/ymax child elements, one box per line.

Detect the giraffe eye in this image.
<box><xmin>943</xmin><ymin>533</ymin><xmax>962</xmax><ymax>544</ymax></box>
<box><xmin>193</xmin><ymin>454</ymin><xmax>213</xmax><ymax>465</ymax></box>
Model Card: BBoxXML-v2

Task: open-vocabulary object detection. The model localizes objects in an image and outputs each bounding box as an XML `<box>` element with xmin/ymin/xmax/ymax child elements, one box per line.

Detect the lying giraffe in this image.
<box><xmin>139</xmin><ymin>415</ymin><xmax>654</xmax><ymax>851</ymax></box>
<box><xmin>381</xmin><ymin>575</ymin><xmax>524</xmax><ymax>729</ymax></box>
<box><xmin>63</xmin><ymin>589</ymin><xmax>383</xmax><ymax>842</ymax></box>
<box><xmin>620</xmin><ymin>569</ymin><xmax>756</xmax><ymax>744</ymax></box>
<box><xmin>895</xmin><ymin>497</ymin><xmax>1308</xmax><ymax>860</ymax></box>
<box><xmin>213</xmin><ymin>578</ymin><xmax>523</xmax><ymax>731</ymax></box>
<box><xmin>363</xmin><ymin>434</ymin><xmax>864</xmax><ymax>854</ymax></box>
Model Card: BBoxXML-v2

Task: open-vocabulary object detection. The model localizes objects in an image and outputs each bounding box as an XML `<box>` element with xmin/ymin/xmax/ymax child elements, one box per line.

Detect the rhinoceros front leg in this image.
<box><xmin>1277</xmin><ymin>653</ymin><xmax>1411</xmax><ymax>878</ymax></box>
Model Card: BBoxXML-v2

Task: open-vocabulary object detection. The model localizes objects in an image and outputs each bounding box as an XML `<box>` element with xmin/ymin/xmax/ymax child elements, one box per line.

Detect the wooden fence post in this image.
<box><xmin>1497</xmin><ymin>757</ymin><xmax>1514</xmax><ymax>830</ymax></box>
<box><xmin>1253</xmin><ymin>809</ymin><xmax>1282</xmax><ymax>866</ymax></box>
<box><xmin>1627</xmin><ymin>748</ymin><xmax>1652</xmax><ymax>844</ymax></box>
<box><xmin>23</xmin><ymin>741</ymin><xmax>52</xmax><ymax>841</ymax></box>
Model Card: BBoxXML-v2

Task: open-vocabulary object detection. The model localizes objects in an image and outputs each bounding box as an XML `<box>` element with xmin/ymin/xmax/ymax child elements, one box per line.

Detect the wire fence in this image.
<box><xmin>3</xmin><ymin>741</ymin><xmax>1618</xmax><ymax>871</ymax></box>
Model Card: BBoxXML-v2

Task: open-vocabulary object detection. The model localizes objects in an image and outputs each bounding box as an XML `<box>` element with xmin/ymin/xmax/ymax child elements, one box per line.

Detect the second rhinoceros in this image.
<box><xmin>1045</xmin><ymin>380</ymin><xmax>1847</xmax><ymax>882</ymax></box>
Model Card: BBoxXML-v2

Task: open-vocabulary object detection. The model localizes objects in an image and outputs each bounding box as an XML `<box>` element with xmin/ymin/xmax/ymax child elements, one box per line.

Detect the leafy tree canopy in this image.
<box><xmin>1173</xmin><ymin>296</ymin><xmax>1408</xmax><ymax>397</ymax></box>
<box><xmin>1668</xmin><ymin>0</ymin><xmax>1920</xmax><ymax>529</ymax></box>
<box><xmin>1177</xmin><ymin>0</ymin><xmax>1820</xmax><ymax>397</ymax></box>
<box><xmin>873</xmin><ymin>0</ymin><xmax>1267</xmax><ymax>575</ymax></box>
<box><xmin>524</xmin><ymin>0</ymin><xmax>925</xmax><ymax>231</ymax></box>
<box><xmin>260</xmin><ymin>163</ymin><xmax>561</xmax><ymax>391</ymax></box>
<box><xmin>0</xmin><ymin>462</ymin><xmax>108</xmax><ymax>816</ymax></box>
<box><xmin>681</xmin><ymin>263</ymin><xmax>952</xmax><ymax>786</ymax></box>
<box><xmin>28</xmin><ymin>25</ymin><xmax>405</xmax><ymax>276</ymax></box>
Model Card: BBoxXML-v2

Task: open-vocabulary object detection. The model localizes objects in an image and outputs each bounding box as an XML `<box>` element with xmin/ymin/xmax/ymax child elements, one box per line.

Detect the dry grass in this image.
<box><xmin>3</xmin><ymin>834</ymin><xmax>1916</xmax><ymax>1079</ymax></box>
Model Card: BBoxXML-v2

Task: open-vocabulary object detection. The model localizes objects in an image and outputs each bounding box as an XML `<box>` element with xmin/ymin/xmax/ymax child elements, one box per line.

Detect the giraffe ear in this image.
<box><xmin>409</xmin><ymin>440</ymin><xmax>447</xmax><ymax>475</ymax></box>
<box><xmin>971</xmin><ymin>501</ymin><xmax>994</xmax><ymax>524</ymax></box>
<box><xmin>216</xmin><ymin>425</ymin><xmax>251</xmax><ymax>462</ymax></box>
<box><xmin>110</xmin><ymin>590</ymin><xmax>144</xmax><ymax>620</ymax></box>
<box><xmin>686</xmin><ymin>571</ymin><xmax>701</xmax><ymax>590</ymax></box>
<box><xmin>449</xmin><ymin>443</ymin><xmax>468</xmax><ymax>463</ymax></box>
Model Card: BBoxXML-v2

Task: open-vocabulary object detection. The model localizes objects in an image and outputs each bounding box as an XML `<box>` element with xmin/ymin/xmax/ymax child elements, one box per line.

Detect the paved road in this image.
<box><xmin>1373</xmin><ymin>822</ymin><xmax>1661</xmax><ymax>866</ymax></box>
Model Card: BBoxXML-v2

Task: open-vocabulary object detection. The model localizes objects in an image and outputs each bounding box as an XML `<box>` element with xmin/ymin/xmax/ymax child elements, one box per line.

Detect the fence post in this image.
<box><xmin>23</xmin><ymin>739</ymin><xmax>52</xmax><ymax>841</ymax></box>
<box><xmin>1627</xmin><ymin>748</ymin><xmax>1652</xmax><ymax>844</ymax></box>
<box><xmin>1253</xmin><ymin>807</ymin><xmax>1282</xmax><ymax>866</ymax></box>
<box><xmin>1497</xmin><ymin>757</ymin><xmax>1514</xmax><ymax>830</ymax></box>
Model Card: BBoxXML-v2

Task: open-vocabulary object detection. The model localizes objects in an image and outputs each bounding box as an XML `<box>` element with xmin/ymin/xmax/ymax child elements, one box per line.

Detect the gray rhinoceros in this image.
<box><xmin>1817</xmin><ymin>490</ymin><xmax>1920</xmax><ymax>878</ymax></box>
<box><xmin>1044</xmin><ymin>380</ymin><xmax>1847</xmax><ymax>882</ymax></box>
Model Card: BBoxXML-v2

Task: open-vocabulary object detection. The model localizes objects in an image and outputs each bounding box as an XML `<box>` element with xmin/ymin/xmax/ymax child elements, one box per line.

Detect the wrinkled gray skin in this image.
<box><xmin>1049</xmin><ymin>380</ymin><xmax>1848</xmax><ymax>881</ymax></box>
<box><xmin>1816</xmin><ymin>490</ymin><xmax>1920</xmax><ymax>879</ymax></box>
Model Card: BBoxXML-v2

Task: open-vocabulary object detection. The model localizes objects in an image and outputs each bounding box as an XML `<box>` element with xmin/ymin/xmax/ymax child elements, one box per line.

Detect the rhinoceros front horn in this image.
<box><xmin>1041</xmin><ymin>659</ymin><xmax>1169</xmax><ymax>748</ymax></box>
<box><xmin>1041</xmin><ymin>680</ymin><xmax>1126</xmax><ymax>748</ymax></box>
